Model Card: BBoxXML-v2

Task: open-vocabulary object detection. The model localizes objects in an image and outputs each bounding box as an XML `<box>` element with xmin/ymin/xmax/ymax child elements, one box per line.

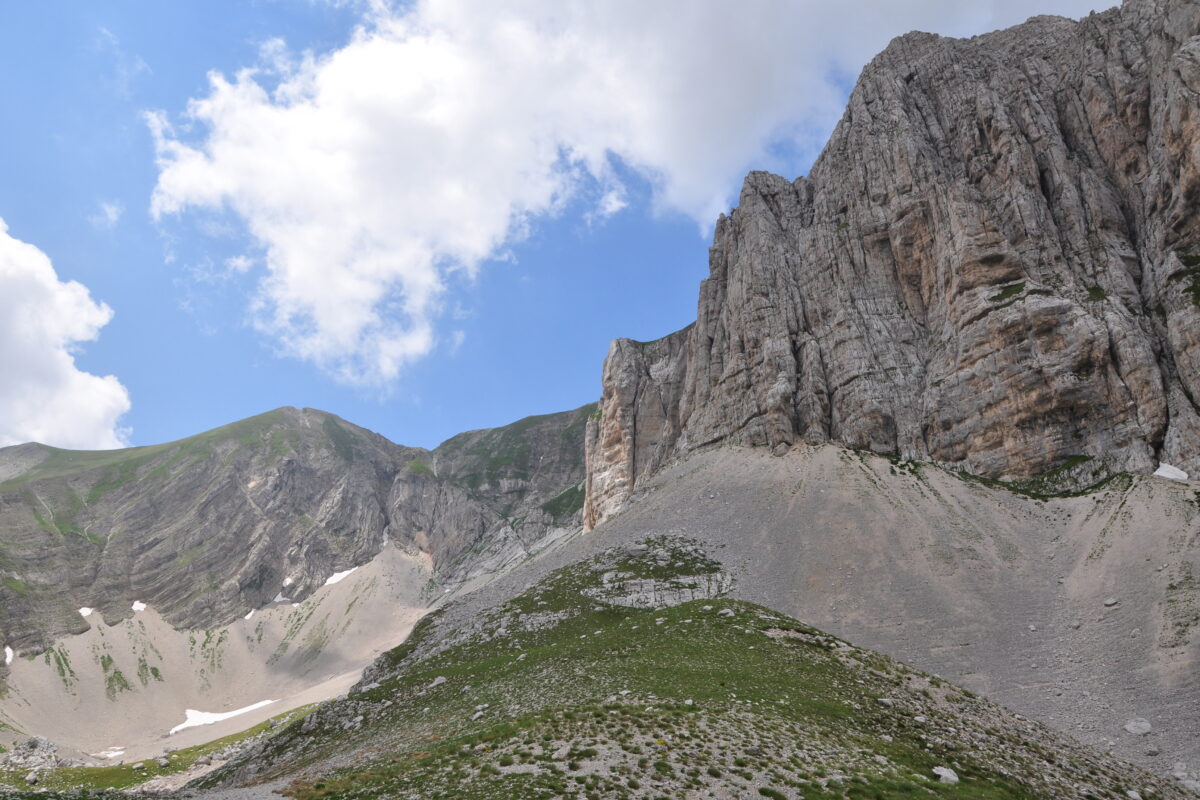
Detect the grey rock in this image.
<box><xmin>933</xmin><ymin>766</ymin><xmax>959</xmax><ymax>784</ymax></box>
<box><xmin>1124</xmin><ymin>717</ymin><xmax>1153</xmax><ymax>735</ymax></box>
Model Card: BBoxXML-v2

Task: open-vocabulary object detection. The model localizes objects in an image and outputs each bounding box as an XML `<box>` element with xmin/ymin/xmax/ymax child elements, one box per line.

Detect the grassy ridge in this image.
<box><xmin>193</xmin><ymin>539</ymin><xmax>1162</xmax><ymax>800</ymax></box>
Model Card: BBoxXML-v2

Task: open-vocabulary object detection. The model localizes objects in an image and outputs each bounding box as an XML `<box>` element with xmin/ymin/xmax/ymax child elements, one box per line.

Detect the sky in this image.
<box><xmin>0</xmin><ymin>0</ymin><xmax>1104</xmax><ymax>451</ymax></box>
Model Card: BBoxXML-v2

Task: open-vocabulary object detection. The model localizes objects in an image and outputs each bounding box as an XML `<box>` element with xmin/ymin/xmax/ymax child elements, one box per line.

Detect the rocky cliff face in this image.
<box><xmin>0</xmin><ymin>404</ymin><xmax>593</xmax><ymax>656</ymax></box>
<box><xmin>586</xmin><ymin>0</ymin><xmax>1200</xmax><ymax>528</ymax></box>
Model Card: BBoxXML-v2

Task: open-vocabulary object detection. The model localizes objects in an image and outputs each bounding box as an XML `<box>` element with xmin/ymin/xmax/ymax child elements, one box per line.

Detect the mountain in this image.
<box><xmin>0</xmin><ymin>404</ymin><xmax>592</xmax><ymax>652</ymax></box>
<box><xmin>3</xmin><ymin>0</ymin><xmax>1200</xmax><ymax>796</ymax></box>
<box><xmin>585</xmin><ymin>0</ymin><xmax>1200</xmax><ymax>528</ymax></box>
<box><xmin>0</xmin><ymin>405</ymin><xmax>592</xmax><ymax>758</ymax></box>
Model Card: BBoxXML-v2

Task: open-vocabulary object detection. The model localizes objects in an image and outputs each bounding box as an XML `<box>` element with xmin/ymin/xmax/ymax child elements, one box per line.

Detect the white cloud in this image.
<box><xmin>89</xmin><ymin>200</ymin><xmax>124</xmax><ymax>230</ymax></box>
<box><xmin>150</xmin><ymin>0</ymin><xmax>1101</xmax><ymax>386</ymax></box>
<box><xmin>0</xmin><ymin>219</ymin><xmax>130</xmax><ymax>450</ymax></box>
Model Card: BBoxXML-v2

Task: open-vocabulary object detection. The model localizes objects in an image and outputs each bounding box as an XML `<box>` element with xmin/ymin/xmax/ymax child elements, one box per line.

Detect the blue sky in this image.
<box><xmin>0</xmin><ymin>0</ymin><xmax>1098</xmax><ymax>451</ymax></box>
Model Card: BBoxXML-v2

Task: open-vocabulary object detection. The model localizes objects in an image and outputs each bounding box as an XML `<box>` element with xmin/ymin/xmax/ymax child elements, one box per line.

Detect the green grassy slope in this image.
<box><xmin>191</xmin><ymin>538</ymin><xmax>1179</xmax><ymax>800</ymax></box>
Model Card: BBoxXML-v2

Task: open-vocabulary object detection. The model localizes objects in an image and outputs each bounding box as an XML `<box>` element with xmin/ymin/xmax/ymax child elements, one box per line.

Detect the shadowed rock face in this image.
<box><xmin>0</xmin><ymin>404</ymin><xmax>593</xmax><ymax>654</ymax></box>
<box><xmin>586</xmin><ymin>0</ymin><xmax>1200</xmax><ymax>529</ymax></box>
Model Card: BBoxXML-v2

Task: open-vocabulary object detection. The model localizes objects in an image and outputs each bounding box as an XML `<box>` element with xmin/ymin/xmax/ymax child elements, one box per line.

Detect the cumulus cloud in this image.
<box><xmin>0</xmin><ymin>220</ymin><xmax>130</xmax><ymax>449</ymax></box>
<box><xmin>150</xmin><ymin>0</ymin><xmax>1101</xmax><ymax>385</ymax></box>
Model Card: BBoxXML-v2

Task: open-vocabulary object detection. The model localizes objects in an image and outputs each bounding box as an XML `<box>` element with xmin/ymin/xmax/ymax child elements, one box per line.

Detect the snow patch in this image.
<box><xmin>1153</xmin><ymin>462</ymin><xmax>1189</xmax><ymax>482</ymax></box>
<box><xmin>324</xmin><ymin>567</ymin><xmax>358</xmax><ymax>586</ymax></box>
<box><xmin>78</xmin><ymin>607</ymin><xmax>94</xmax><ymax>618</ymax></box>
<box><xmin>272</xmin><ymin>593</ymin><xmax>290</xmax><ymax>604</ymax></box>
<box><xmin>4</xmin><ymin>646</ymin><xmax>12</xmax><ymax>666</ymax></box>
<box><xmin>244</xmin><ymin>609</ymin><xmax>255</xmax><ymax>620</ymax></box>
<box><xmin>93</xmin><ymin>747</ymin><xmax>125</xmax><ymax>760</ymax></box>
<box><xmin>169</xmin><ymin>699</ymin><xmax>277</xmax><ymax>735</ymax></box>
<box><xmin>131</xmin><ymin>600</ymin><xmax>147</xmax><ymax>612</ymax></box>
<box><xmin>282</xmin><ymin>577</ymin><xmax>293</xmax><ymax>587</ymax></box>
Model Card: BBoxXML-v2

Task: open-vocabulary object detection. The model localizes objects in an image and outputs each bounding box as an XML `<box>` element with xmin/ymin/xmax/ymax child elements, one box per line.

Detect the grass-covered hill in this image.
<box><xmin>183</xmin><ymin>537</ymin><xmax>1184</xmax><ymax>800</ymax></box>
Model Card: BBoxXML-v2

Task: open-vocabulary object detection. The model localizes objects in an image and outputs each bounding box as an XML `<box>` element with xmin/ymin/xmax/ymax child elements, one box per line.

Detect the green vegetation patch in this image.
<box><xmin>1170</xmin><ymin>247</ymin><xmax>1200</xmax><ymax>309</ymax></box>
<box><xmin>955</xmin><ymin>455</ymin><xmax>1120</xmax><ymax>500</ymax></box>
<box><xmin>987</xmin><ymin>282</ymin><xmax>1025</xmax><ymax>304</ymax></box>
<box><xmin>539</xmin><ymin>484</ymin><xmax>585</xmax><ymax>519</ymax></box>
<box><xmin>406</xmin><ymin>458</ymin><xmax>434</xmax><ymax>476</ymax></box>
<box><xmin>322</xmin><ymin>416</ymin><xmax>357</xmax><ymax>462</ymax></box>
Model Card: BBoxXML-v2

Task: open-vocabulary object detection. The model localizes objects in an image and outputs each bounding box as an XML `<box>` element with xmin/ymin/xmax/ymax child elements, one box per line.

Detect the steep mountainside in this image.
<box><xmin>586</xmin><ymin>0</ymin><xmax>1200</xmax><ymax>527</ymax></box>
<box><xmin>0</xmin><ymin>404</ymin><xmax>593</xmax><ymax>656</ymax></box>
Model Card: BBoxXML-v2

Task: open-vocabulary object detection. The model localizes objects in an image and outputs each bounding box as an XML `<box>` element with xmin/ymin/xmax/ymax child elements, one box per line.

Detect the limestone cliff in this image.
<box><xmin>586</xmin><ymin>0</ymin><xmax>1200</xmax><ymax>528</ymax></box>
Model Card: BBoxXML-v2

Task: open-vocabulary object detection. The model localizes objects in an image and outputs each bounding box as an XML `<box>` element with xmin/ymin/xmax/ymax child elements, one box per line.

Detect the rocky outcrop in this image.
<box><xmin>586</xmin><ymin>0</ymin><xmax>1200</xmax><ymax>528</ymax></box>
<box><xmin>0</xmin><ymin>404</ymin><xmax>593</xmax><ymax>655</ymax></box>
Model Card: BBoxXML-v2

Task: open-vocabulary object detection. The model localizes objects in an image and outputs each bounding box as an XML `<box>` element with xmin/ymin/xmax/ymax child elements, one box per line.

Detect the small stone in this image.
<box><xmin>429</xmin><ymin>676</ymin><xmax>447</xmax><ymax>688</ymax></box>
<box><xmin>155</xmin><ymin>757</ymin><xmax>170</xmax><ymax>768</ymax></box>
<box><xmin>1126</xmin><ymin>791</ymin><xmax>1143</xmax><ymax>800</ymax></box>
<box><xmin>717</xmin><ymin>608</ymin><xmax>735</xmax><ymax>618</ymax></box>
<box><xmin>516</xmin><ymin>653</ymin><xmax>527</xmax><ymax>661</ymax></box>
<box><xmin>876</xmin><ymin>697</ymin><xmax>895</xmax><ymax>708</ymax></box>
<box><xmin>1104</xmin><ymin>597</ymin><xmax>1119</xmax><ymax>607</ymax></box>
<box><xmin>132</xmin><ymin>763</ymin><xmax>146</xmax><ymax>771</ymax></box>
<box><xmin>933</xmin><ymin>766</ymin><xmax>958</xmax><ymax>784</ymax></box>
<box><xmin>24</xmin><ymin>772</ymin><xmax>37</xmax><ymax>786</ymax></box>
<box><xmin>1028</xmin><ymin>624</ymin><xmax>1037</xmax><ymax>631</ymax></box>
